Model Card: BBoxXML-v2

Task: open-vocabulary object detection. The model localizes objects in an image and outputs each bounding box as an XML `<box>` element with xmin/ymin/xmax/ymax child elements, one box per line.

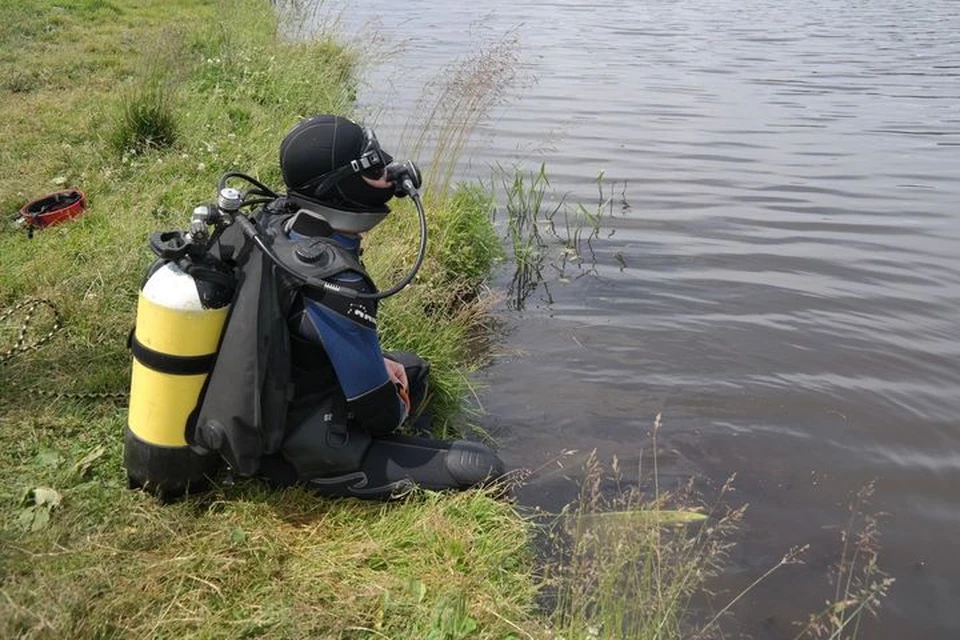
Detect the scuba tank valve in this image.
<box><xmin>217</xmin><ymin>187</ymin><xmax>243</xmax><ymax>213</ymax></box>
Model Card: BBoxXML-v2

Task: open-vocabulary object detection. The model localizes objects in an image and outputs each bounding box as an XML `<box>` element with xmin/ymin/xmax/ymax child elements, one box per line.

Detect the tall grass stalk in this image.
<box><xmin>537</xmin><ymin>414</ymin><xmax>893</xmax><ymax>640</ymax></box>
<box><xmin>398</xmin><ymin>34</ymin><xmax>521</xmax><ymax>202</ymax></box>
<box><xmin>111</xmin><ymin>77</ymin><xmax>180</xmax><ymax>154</ymax></box>
<box><xmin>791</xmin><ymin>482</ymin><xmax>893</xmax><ymax>640</ymax></box>
<box><xmin>109</xmin><ymin>30</ymin><xmax>191</xmax><ymax>155</ymax></box>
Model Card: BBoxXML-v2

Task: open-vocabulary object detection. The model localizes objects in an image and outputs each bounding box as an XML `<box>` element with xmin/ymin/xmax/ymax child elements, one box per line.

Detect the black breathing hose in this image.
<box><xmin>371</xmin><ymin>190</ymin><xmax>427</xmax><ymax>299</ymax></box>
<box><xmin>217</xmin><ymin>172</ymin><xmax>279</xmax><ymax>199</ymax></box>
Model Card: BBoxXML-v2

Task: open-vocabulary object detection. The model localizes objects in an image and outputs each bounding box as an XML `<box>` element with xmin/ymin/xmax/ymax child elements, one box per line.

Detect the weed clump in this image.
<box><xmin>108</xmin><ymin>29</ymin><xmax>189</xmax><ymax>155</ymax></box>
<box><xmin>493</xmin><ymin>163</ymin><xmax>626</xmax><ymax>309</ymax></box>
<box><xmin>111</xmin><ymin>79</ymin><xmax>179</xmax><ymax>154</ymax></box>
<box><xmin>540</xmin><ymin>416</ymin><xmax>741</xmax><ymax>639</ymax></box>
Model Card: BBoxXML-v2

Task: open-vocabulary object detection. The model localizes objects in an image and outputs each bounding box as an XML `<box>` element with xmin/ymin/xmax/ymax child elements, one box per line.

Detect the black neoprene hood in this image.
<box><xmin>279</xmin><ymin>114</ymin><xmax>395</xmax><ymax>214</ymax></box>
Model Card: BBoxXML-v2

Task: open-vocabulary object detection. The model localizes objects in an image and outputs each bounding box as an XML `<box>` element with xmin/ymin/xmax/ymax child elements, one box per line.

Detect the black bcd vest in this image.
<box><xmin>189</xmin><ymin>201</ymin><xmax>378</xmax><ymax>476</ymax></box>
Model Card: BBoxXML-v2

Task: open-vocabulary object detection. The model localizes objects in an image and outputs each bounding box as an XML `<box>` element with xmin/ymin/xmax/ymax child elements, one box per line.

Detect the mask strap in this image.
<box><xmin>298</xmin><ymin>141</ymin><xmax>386</xmax><ymax>199</ymax></box>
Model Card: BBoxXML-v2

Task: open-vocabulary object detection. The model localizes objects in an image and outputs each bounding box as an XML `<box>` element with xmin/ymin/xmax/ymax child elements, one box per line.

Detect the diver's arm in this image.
<box><xmin>293</xmin><ymin>291</ymin><xmax>408</xmax><ymax>436</ymax></box>
<box><xmin>346</xmin><ymin>371</ymin><xmax>409</xmax><ymax>436</ymax></box>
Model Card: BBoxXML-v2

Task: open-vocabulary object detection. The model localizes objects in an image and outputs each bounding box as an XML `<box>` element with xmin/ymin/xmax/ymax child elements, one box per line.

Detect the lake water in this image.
<box><xmin>316</xmin><ymin>0</ymin><xmax>960</xmax><ymax>636</ymax></box>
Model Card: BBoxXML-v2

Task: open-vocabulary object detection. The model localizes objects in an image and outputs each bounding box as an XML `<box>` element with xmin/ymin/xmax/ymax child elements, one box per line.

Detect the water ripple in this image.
<box><xmin>334</xmin><ymin>0</ymin><xmax>960</xmax><ymax>635</ymax></box>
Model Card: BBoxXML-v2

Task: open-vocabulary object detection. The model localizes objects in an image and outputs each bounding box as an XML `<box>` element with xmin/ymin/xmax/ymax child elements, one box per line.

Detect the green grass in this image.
<box><xmin>110</xmin><ymin>71</ymin><xmax>180</xmax><ymax>154</ymax></box>
<box><xmin>3</xmin><ymin>481</ymin><xmax>537</xmax><ymax>638</ymax></box>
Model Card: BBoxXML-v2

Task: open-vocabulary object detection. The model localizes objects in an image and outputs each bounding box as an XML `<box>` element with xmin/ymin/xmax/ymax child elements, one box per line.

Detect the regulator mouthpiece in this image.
<box><xmin>386</xmin><ymin>160</ymin><xmax>422</xmax><ymax>198</ymax></box>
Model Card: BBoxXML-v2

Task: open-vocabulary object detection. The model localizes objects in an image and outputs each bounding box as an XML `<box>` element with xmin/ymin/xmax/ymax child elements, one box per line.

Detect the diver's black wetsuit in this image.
<box><xmin>194</xmin><ymin>203</ymin><xmax>503</xmax><ymax>499</ymax></box>
<box><xmin>258</xmin><ymin>209</ymin><xmax>437</xmax><ymax>496</ymax></box>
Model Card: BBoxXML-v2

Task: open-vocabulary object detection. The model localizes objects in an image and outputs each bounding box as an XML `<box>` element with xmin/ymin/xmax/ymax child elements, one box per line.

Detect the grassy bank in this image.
<box><xmin>0</xmin><ymin>1</ymin><xmax>535</xmax><ymax>637</ymax></box>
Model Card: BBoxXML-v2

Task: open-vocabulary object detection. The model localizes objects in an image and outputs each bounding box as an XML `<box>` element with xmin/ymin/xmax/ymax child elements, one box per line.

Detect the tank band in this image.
<box><xmin>131</xmin><ymin>334</ymin><xmax>215</xmax><ymax>375</ymax></box>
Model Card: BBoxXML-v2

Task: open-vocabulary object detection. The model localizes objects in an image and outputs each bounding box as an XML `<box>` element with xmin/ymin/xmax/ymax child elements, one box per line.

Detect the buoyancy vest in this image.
<box><xmin>190</xmin><ymin>199</ymin><xmax>383</xmax><ymax>477</ymax></box>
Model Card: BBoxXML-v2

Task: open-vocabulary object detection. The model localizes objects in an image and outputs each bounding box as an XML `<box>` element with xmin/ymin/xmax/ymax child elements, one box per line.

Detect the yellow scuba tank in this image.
<box><xmin>124</xmin><ymin>223</ymin><xmax>235</xmax><ymax>498</ymax></box>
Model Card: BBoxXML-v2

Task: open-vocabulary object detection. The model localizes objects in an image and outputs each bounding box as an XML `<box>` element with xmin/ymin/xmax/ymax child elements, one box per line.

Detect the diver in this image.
<box><xmin>185</xmin><ymin>114</ymin><xmax>505</xmax><ymax>499</ymax></box>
